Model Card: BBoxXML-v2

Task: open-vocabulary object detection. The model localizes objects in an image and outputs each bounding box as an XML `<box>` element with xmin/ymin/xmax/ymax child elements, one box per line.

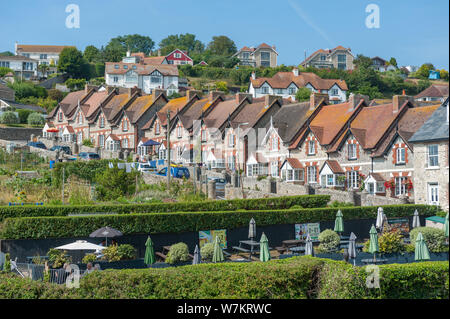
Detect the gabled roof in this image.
<box><xmin>414</xmin><ymin>84</ymin><xmax>449</xmax><ymax>99</ymax></box>
<box><xmin>409</xmin><ymin>99</ymin><xmax>449</xmax><ymax>143</ymax></box>
<box><xmin>156</xmin><ymin>96</ymin><xmax>191</xmax><ymax>126</ymax></box>
<box><xmin>143</xmin><ymin>56</ymin><xmax>167</xmax><ymax>65</ymax></box>
<box><xmin>283</xmin><ymin>158</ymin><xmax>303</xmax><ymax>169</ymax></box>
<box><xmin>230</xmin><ymin>97</ymin><xmax>282</xmax><ymax>132</ymax></box>
<box><xmin>250</xmin><ymin>71</ymin><xmax>348</xmax><ymax>91</ymax></box>
<box><xmin>203</xmin><ymin>98</ymin><xmax>241</xmax><ymax>130</ymax></box>
<box><xmin>321</xmin><ymin>160</ymin><xmax>344</xmax><ymax>174</ymax></box>
<box><xmin>126</xmin><ymin>94</ymin><xmax>161</xmax><ymax>124</ymax></box>
<box><xmin>0</xmin><ymin>55</ymin><xmax>38</xmax><ymax>62</ymax></box>
<box><xmin>300</xmin><ymin>46</ymin><xmax>352</xmax><ymax>65</ymax></box>
<box><xmin>105</xmin><ymin>62</ymin><xmax>178</xmax><ymax>76</ymax></box>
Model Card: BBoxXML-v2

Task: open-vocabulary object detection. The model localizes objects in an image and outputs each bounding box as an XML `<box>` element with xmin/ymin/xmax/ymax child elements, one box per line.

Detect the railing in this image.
<box><xmin>12</xmin><ymin>262</ymin><xmax>91</xmax><ymax>285</ymax></box>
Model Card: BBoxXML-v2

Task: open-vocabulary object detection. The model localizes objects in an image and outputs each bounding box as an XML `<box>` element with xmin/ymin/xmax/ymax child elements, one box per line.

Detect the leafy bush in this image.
<box><xmin>410</xmin><ymin>227</ymin><xmax>447</xmax><ymax>253</ymax></box>
<box><xmin>27</xmin><ymin>112</ymin><xmax>45</xmax><ymax>126</ymax></box>
<box><xmin>0</xmin><ymin>205</ymin><xmax>437</xmax><ymax>240</ymax></box>
<box><xmin>102</xmin><ymin>245</ymin><xmax>120</xmax><ymax>262</ymax></box>
<box><xmin>200</xmin><ymin>243</ymin><xmax>214</xmax><ymax>261</ymax></box>
<box><xmin>318</xmin><ymin>229</ymin><xmax>340</xmax><ymax>252</ymax></box>
<box><xmin>363</xmin><ymin>230</ymin><xmax>405</xmax><ymax>254</ymax></box>
<box><xmin>47</xmin><ymin>248</ymin><xmax>71</xmax><ymax>269</ymax></box>
<box><xmin>117</xmin><ymin>244</ymin><xmax>136</xmax><ymax>260</ymax></box>
<box><xmin>17</xmin><ymin>109</ymin><xmax>33</xmax><ymax>124</ymax></box>
<box><xmin>82</xmin><ymin>139</ymin><xmax>94</xmax><ymax>147</ymax></box>
<box><xmin>82</xmin><ymin>254</ymin><xmax>97</xmax><ymax>264</ymax></box>
<box><xmin>166</xmin><ymin>242</ymin><xmax>190</xmax><ymax>264</ymax></box>
<box><xmin>328</xmin><ymin>201</ymin><xmax>354</xmax><ymax>208</ymax></box>
<box><xmin>0</xmin><ymin>111</ymin><xmax>19</xmax><ymax>125</ymax></box>
<box><xmin>95</xmin><ymin>166</ymin><xmax>139</xmax><ymax>201</ymax></box>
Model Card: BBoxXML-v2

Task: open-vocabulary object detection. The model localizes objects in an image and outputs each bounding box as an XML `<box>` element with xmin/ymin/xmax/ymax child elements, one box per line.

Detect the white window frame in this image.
<box><xmin>347</xmin><ymin>171</ymin><xmax>359</xmax><ymax>189</ymax></box>
<box><xmin>123</xmin><ymin>120</ymin><xmax>128</xmax><ymax>132</ymax></box>
<box><xmin>428</xmin><ymin>144</ymin><xmax>439</xmax><ymax>168</ymax></box>
<box><xmin>308</xmin><ymin>140</ymin><xmax>315</xmax><ymax>155</ymax></box>
<box><xmin>348</xmin><ymin>143</ymin><xmax>357</xmax><ymax>160</ymax></box>
<box><xmin>428</xmin><ymin>183</ymin><xmax>439</xmax><ymax>205</ymax></box>
<box><xmin>396</xmin><ymin>147</ymin><xmax>406</xmax><ymax>164</ymax></box>
<box><xmin>307</xmin><ymin>166</ymin><xmax>317</xmax><ymax>184</ymax></box>
<box><xmin>271</xmin><ymin>161</ymin><xmax>278</xmax><ymax>177</ymax></box>
<box><xmin>395</xmin><ymin>176</ymin><xmax>407</xmax><ymax>196</ymax></box>
<box><xmin>177</xmin><ymin>125</ymin><xmax>182</xmax><ymax>138</ymax></box>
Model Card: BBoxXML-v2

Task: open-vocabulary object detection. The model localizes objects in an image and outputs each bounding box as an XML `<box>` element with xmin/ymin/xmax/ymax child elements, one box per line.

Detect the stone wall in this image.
<box><xmin>242</xmin><ymin>177</ymin><xmax>271</xmax><ymax>193</ymax></box>
<box><xmin>314</xmin><ymin>187</ymin><xmax>357</xmax><ymax>204</ymax></box>
<box><xmin>276</xmin><ymin>181</ymin><xmax>309</xmax><ymax>196</ymax></box>
<box><xmin>360</xmin><ymin>191</ymin><xmax>409</xmax><ymax>207</ymax></box>
<box><xmin>0</xmin><ymin>127</ymin><xmax>42</xmax><ymax>141</ymax></box>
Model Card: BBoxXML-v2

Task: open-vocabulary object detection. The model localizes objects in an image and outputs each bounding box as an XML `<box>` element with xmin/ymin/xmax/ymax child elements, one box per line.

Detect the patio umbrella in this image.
<box><xmin>212</xmin><ymin>236</ymin><xmax>224</xmax><ymax>263</ymax></box>
<box><xmin>376</xmin><ymin>207</ymin><xmax>384</xmax><ymax>230</ymax></box>
<box><xmin>55</xmin><ymin>240</ymin><xmax>105</xmax><ymax>251</ymax></box>
<box><xmin>348</xmin><ymin>232</ymin><xmax>357</xmax><ymax>265</ymax></box>
<box><xmin>89</xmin><ymin>226</ymin><xmax>123</xmax><ymax>246</ymax></box>
<box><xmin>412</xmin><ymin>209</ymin><xmax>421</xmax><ymax>228</ymax></box>
<box><xmin>334</xmin><ymin>210</ymin><xmax>344</xmax><ymax>235</ymax></box>
<box><xmin>248</xmin><ymin>218</ymin><xmax>256</xmax><ymax>241</ymax></box>
<box><xmin>445</xmin><ymin>212</ymin><xmax>449</xmax><ymax>239</ymax></box>
<box><xmin>144</xmin><ymin>236</ymin><xmax>156</xmax><ymax>266</ymax></box>
<box><xmin>259</xmin><ymin>233</ymin><xmax>271</xmax><ymax>262</ymax></box>
<box><xmin>368</xmin><ymin>225</ymin><xmax>379</xmax><ymax>261</ymax></box>
<box><xmin>192</xmin><ymin>245</ymin><xmax>201</xmax><ymax>265</ymax></box>
<box><xmin>414</xmin><ymin>232</ymin><xmax>430</xmax><ymax>261</ymax></box>
<box><xmin>304</xmin><ymin>233</ymin><xmax>315</xmax><ymax>257</ymax></box>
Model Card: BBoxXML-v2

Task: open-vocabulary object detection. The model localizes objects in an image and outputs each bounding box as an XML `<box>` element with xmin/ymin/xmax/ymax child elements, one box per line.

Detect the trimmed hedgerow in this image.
<box><xmin>317</xmin><ymin>259</ymin><xmax>449</xmax><ymax>299</ymax></box>
<box><xmin>0</xmin><ymin>195</ymin><xmax>330</xmax><ymax>222</ymax></box>
<box><xmin>0</xmin><ymin>257</ymin><xmax>448</xmax><ymax>299</ymax></box>
<box><xmin>0</xmin><ymin>204</ymin><xmax>436</xmax><ymax>240</ymax></box>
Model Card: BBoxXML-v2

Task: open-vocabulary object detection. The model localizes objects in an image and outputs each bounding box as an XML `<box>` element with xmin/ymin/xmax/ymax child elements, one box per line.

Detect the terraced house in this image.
<box><xmin>248</xmin><ymin>68</ymin><xmax>348</xmax><ymax>103</ymax></box>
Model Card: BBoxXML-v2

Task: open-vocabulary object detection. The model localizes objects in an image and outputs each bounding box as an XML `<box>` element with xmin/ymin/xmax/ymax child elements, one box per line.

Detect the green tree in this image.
<box><xmin>295</xmin><ymin>87</ymin><xmax>312</xmax><ymax>102</ymax></box>
<box><xmin>58</xmin><ymin>47</ymin><xmax>87</xmax><ymax>78</ymax></box>
<box><xmin>439</xmin><ymin>69</ymin><xmax>449</xmax><ymax>81</ymax></box>
<box><xmin>214</xmin><ymin>81</ymin><xmax>229</xmax><ymax>93</ymax></box>
<box><xmin>37</xmin><ymin>63</ymin><xmax>49</xmax><ymax>78</ymax></box>
<box><xmin>0</xmin><ymin>51</ymin><xmax>14</xmax><ymax>56</ymax></box>
<box><xmin>0</xmin><ymin>111</ymin><xmax>19</xmax><ymax>124</ymax></box>
<box><xmin>389</xmin><ymin>57</ymin><xmax>398</xmax><ymax>69</ymax></box>
<box><xmin>95</xmin><ymin>166</ymin><xmax>139</xmax><ymax>200</ymax></box>
<box><xmin>207</xmin><ymin>36</ymin><xmax>237</xmax><ymax>56</ymax></box>
<box><xmin>159</xmin><ymin>33</ymin><xmax>205</xmax><ymax>55</ymax></box>
<box><xmin>353</xmin><ymin>54</ymin><xmax>373</xmax><ymax>69</ymax></box>
<box><xmin>84</xmin><ymin>45</ymin><xmax>101</xmax><ymax>63</ymax></box>
<box><xmin>415</xmin><ymin>63</ymin><xmax>435</xmax><ymax>79</ymax></box>
<box><xmin>27</xmin><ymin>112</ymin><xmax>45</xmax><ymax>126</ymax></box>
<box><xmin>7</xmin><ymin>81</ymin><xmax>47</xmax><ymax>99</ymax></box>
<box><xmin>0</xmin><ymin>67</ymin><xmax>14</xmax><ymax>77</ymax></box>
<box><xmin>101</xmin><ymin>45</ymin><xmax>125</xmax><ymax>62</ymax></box>
<box><xmin>106</xmin><ymin>34</ymin><xmax>155</xmax><ymax>55</ymax></box>
<box><xmin>47</xmin><ymin>89</ymin><xmax>64</xmax><ymax>102</ymax></box>
<box><xmin>17</xmin><ymin>109</ymin><xmax>33</xmax><ymax>124</ymax></box>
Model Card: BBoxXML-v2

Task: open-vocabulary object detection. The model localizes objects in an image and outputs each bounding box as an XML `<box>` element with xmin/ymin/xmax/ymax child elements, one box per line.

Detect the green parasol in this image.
<box><xmin>415</xmin><ymin>232</ymin><xmax>430</xmax><ymax>261</ymax></box>
<box><xmin>368</xmin><ymin>225</ymin><xmax>379</xmax><ymax>261</ymax></box>
<box><xmin>259</xmin><ymin>233</ymin><xmax>271</xmax><ymax>262</ymax></box>
<box><xmin>334</xmin><ymin>210</ymin><xmax>344</xmax><ymax>234</ymax></box>
<box><xmin>212</xmin><ymin>236</ymin><xmax>225</xmax><ymax>263</ymax></box>
<box><xmin>144</xmin><ymin>236</ymin><xmax>156</xmax><ymax>266</ymax></box>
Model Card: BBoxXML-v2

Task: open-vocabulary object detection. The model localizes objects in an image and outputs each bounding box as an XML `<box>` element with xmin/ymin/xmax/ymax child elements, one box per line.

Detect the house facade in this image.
<box><xmin>414</xmin><ymin>84</ymin><xmax>449</xmax><ymax>103</ymax></box>
<box><xmin>409</xmin><ymin>98</ymin><xmax>449</xmax><ymax>211</ymax></box>
<box><xmin>165</xmin><ymin>49</ymin><xmax>193</xmax><ymax>66</ymax></box>
<box><xmin>233</xmin><ymin>43</ymin><xmax>278</xmax><ymax>68</ymax></box>
<box><xmin>0</xmin><ymin>55</ymin><xmax>38</xmax><ymax>80</ymax></box>
<box><xmin>248</xmin><ymin>68</ymin><xmax>347</xmax><ymax>103</ymax></box>
<box><xmin>300</xmin><ymin>46</ymin><xmax>354</xmax><ymax>71</ymax></box>
<box><xmin>14</xmin><ymin>43</ymin><xmax>74</xmax><ymax>71</ymax></box>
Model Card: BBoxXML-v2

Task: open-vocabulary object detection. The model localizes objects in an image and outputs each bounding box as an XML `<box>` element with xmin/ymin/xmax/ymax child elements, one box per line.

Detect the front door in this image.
<box><xmin>428</xmin><ymin>183</ymin><xmax>439</xmax><ymax>206</ymax></box>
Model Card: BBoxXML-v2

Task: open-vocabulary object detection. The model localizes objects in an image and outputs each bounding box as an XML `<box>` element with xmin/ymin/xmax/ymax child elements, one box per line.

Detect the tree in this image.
<box><xmin>106</xmin><ymin>34</ymin><xmax>155</xmax><ymax>55</ymax></box>
<box><xmin>0</xmin><ymin>51</ymin><xmax>14</xmax><ymax>56</ymax></box>
<box><xmin>95</xmin><ymin>166</ymin><xmax>139</xmax><ymax>200</ymax></box>
<box><xmin>84</xmin><ymin>45</ymin><xmax>101</xmax><ymax>63</ymax></box>
<box><xmin>439</xmin><ymin>69</ymin><xmax>449</xmax><ymax>81</ymax></box>
<box><xmin>295</xmin><ymin>87</ymin><xmax>311</xmax><ymax>102</ymax></box>
<box><xmin>7</xmin><ymin>81</ymin><xmax>47</xmax><ymax>99</ymax></box>
<box><xmin>101</xmin><ymin>45</ymin><xmax>125</xmax><ymax>62</ymax></box>
<box><xmin>47</xmin><ymin>89</ymin><xmax>64</xmax><ymax>102</ymax></box>
<box><xmin>37</xmin><ymin>63</ymin><xmax>49</xmax><ymax>78</ymax></box>
<box><xmin>27</xmin><ymin>112</ymin><xmax>45</xmax><ymax>126</ymax></box>
<box><xmin>58</xmin><ymin>47</ymin><xmax>87</xmax><ymax>78</ymax></box>
<box><xmin>353</xmin><ymin>54</ymin><xmax>373</xmax><ymax>69</ymax></box>
<box><xmin>415</xmin><ymin>63</ymin><xmax>435</xmax><ymax>79</ymax></box>
<box><xmin>214</xmin><ymin>81</ymin><xmax>229</xmax><ymax>93</ymax></box>
<box><xmin>159</xmin><ymin>33</ymin><xmax>204</xmax><ymax>55</ymax></box>
<box><xmin>0</xmin><ymin>111</ymin><xmax>19</xmax><ymax>125</ymax></box>
<box><xmin>389</xmin><ymin>57</ymin><xmax>398</xmax><ymax>69</ymax></box>
<box><xmin>17</xmin><ymin>109</ymin><xmax>33</xmax><ymax>124</ymax></box>
<box><xmin>207</xmin><ymin>36</ymin><xmax>237</xmax><ymax>56</ymax></box>
<box><xmin>0</xmin><ymin>67</ymin><xmax>14</xmax><ymax>77</ymax></box>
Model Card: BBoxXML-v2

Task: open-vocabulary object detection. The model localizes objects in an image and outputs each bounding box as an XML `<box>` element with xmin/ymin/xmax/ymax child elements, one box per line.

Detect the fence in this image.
<box><xmin>11</xmin><ymin>262</ymin><xmax>91</xmax><ymax>285</ymax></box>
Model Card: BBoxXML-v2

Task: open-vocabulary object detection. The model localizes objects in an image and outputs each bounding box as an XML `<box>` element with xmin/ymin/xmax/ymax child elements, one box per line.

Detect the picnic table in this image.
<box><xmin>288</xmin><ymin>246</ymin><xmax>305</xmax><ymax>254</ymax></box>
<box><xmin>340</xmin><ymin>243</ymin><xmax>364</xmax><ymax>251</ymax></box>
<box><xmin>232</xmin><ymin>240</ymin><xmax>269</xmax><ymax>260</ymax></box>
<box><xmin>361</xmin><ymin>258</ymin><xmax>388</xmax><ymax>265</ymax></box>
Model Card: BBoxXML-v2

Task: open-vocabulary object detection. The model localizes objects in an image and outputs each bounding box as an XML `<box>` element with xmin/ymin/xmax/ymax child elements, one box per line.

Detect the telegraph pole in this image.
<box><xmin>166</xmin><ymin>110</ymin><xmax>171</xmax><ymax>191</ymax></box>
<box><xmin>61</xmin><ymin>167</ymin><xmax>65</xmax><ymax>205</ymax></box>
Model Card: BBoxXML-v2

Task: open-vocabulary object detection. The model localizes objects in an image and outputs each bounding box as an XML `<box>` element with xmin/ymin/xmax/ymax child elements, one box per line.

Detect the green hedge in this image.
<box><xmin>317</xmin><ymin>259</ymin><xmax>449</xmax><ymax>299</ymax></box>
<box><xmin>0</xmin><ymin>195</ymin><xmax>330</xmax><ymax>222</ymax></box>
<box><xmin>0</xmin><ymin>204</ymin><xmax>435</xmax><ymax>239</ymax></box>
<box><xmin>0</xmin><ymin>257</ymin><xmax>448</xmax><ymax>299</ymax></box>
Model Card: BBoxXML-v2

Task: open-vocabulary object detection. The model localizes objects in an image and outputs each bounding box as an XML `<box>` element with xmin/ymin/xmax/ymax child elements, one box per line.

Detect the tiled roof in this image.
<box><xmin>369</xmin><ymin>173</ymin><xmax>385</xmax><ymax>182</ymax></box>
<box><xmin>107</xmin><ymin>134</ymin><xmax>120</xmax><ymax>141</ymax></box>
<box><xmin>372</xmin><ymin>103</ymin><xmax>441</xmax><ymax>156</ymax></box>
<box><xmin>203</xmin><ymin>98</ymin><xmax>240</xmax><ymax>130</ymax></box>
<box><xmin>409</xmin><ymin>99</ymin><xmax>449</xmax><ymax>143</ymax></box>
<box><xmin>0</xmin><ymin>55</ymin><xmax>38</xmax><ymax>62</ymax></box>
<box><xmin>300</xmin><ymin>46</ymin><xmax>351</xmax><ymax>65</ymax></box>
<box><xmin>83</xmin><ymin>91</ymin><xmax>109</xmax><ymax>118</ymax></box>
<box><xmin>157</xmin><ymin>96</ymin><xmax>189</xmax><ymax>126</ymax></box>
<box><xmin>177</xmin><ymin>98</ymin><xmax>211</xmax><ymax>129</ymax></box>
<box><xmin>126</xmin><ymin>94</ymin><xmax>156</xmax><ymax>123</ymax></box>
<box><xmin>230</xmin><ymin>97</ymin><xmax>276</xmax><ymax>131</ymax></box>
<box><xmin>143</xmin><ymin>56</ymin><xmax>167</xmax><ymax>65</ymax></box>
<box><xmin>105</xmin><ymin>62</ymin><xmax>178</xmax><ymax>76</ymax></box>
<box><xmin>65</xmin><ymin>126</ymin><xmax>75</xmax><ymax>134</ymax></box>
<box><xmin>414</xmin><ymin>84</ymin><xmax>449</xmax><ymax>99</ymax></box>
<box><xmin>324</xmin><ymin>160</ymin><xmax>344</xmax><ymax>174</ymax></box>
<box><xmin>251</xmin><ymin>71</ymin><xmax>348</xmax><ymax>91</ymax></box>
<box><xmin>269</xmin><ymin>101</ymin><xmax>311</xmax><ymax>143</ymax></box>
<box><xmin>286</xmin><ymin>158</ymin><xmax>303</xmax><ymax>169</ymax></box>
<box><xmin>16</xmin><ymin>44</ymin><xmax>75</xmax><ymax>53</ymax></box>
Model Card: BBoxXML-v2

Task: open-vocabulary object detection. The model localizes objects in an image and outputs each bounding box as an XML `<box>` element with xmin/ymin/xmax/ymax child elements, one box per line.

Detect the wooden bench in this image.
<box><xmin>232</xmin><ymin>246</ymin><xmax>250</xmax><ymax>253</ymax></box>
<box><xmin>155</xmin><ymin>252</ymin><xmax>167</xmax><ymax>261</ymax></box>
<box><xmin>275</xmin><ymin>247</ymin><xmax>287</xmax><ymax>254</ymax></box>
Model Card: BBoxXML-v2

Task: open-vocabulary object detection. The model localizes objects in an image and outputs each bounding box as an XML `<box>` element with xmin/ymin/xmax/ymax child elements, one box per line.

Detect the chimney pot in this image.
<box><xmin>309</xmin><ymin>92</ymin><xmax>329</xmax><ymax>110</ymax></box>
<box><xmin>187</xmin><ymin>90</ymin><xmax>201</xmax><ymax>101</ymax></box>
<box><xmin>236</xmin><ymin>92</ymin><xmax>252</xmax><ymax>104</ymax></box>
<box><xmin>392</xmin><ymin>95</ymin><xmax>412</xmax><ymax>113</ymax></box>
<box><xmin>208</xmin><ymin>91</ymin><xmax>225</xmax><ymax>102</ymax></box>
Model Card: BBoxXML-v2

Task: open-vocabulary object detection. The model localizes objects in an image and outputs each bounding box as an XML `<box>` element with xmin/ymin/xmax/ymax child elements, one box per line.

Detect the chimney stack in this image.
<box><xmin>153</xmin><ymin>88</ymin><xmax>166</xmax><ymax>101</ymax></box>
<box><xmin>208</xmin><ymin>91</ymin><xmax>225</xmax><ymax>102</ymax></box>
<box><xmin>85</xmin><ymin>84</ymin><xmax>97</xmax><ymax>94</ymax></box>
<box><xmin>292</xmin><ymin>67</ymin><xmax>299</xmax><ymax>77</ymax></box>
<box><xmin>251</xmin><ymin>71</ymin><xmax>256</xmax><ymax>80</ymax></box>
<box><xmin>348</xmin><ymin>93</ymin><xmax>369</xmax><ymax>110</ymax></box>
<box><xmin>236</xmin><ymin>92</ymin><xmax>252</xmax><ymax>104</ymax></box>
<box><xmin>126</xmin><ymin>50</ymin><xmax>131</xmax><ymax>57</ymax></box>
<box><xmin>128</xmin><ymin>87</ymin><xmax>141</xmax><ymax>98</ymax></box>
<box><xmin>392</xmin><ymin>95</ymin><xmax>413</xmax><ymax>113</ymax></box>
<box><xmin>309</xmin><ymin>92</ymin><xmax>329</xmax><ymax>110</ymax></box>
<box><xmin>187</xmin><ymin>90</ymin><xmax>201</xmax><ymax>101</ymax></box>
<box><xmin>264</xmin><ymin>95</ymin><xmax>281</xmax><ymax>107</ymax></box>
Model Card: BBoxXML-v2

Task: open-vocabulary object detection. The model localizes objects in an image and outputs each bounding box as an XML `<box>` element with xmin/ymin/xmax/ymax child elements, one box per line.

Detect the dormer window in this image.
<box><xmin>78</xmin><ymin>113</ymin><xmax>83</xmax><ymax>124</ymax></box>
<box><xmin>177</xmin><ymin>125</ymin><xmax>182</xmax><ymax>138</ymax></box>
<box><xmin>174</xmin><ymin>52</ymin><xmax>182</xmax><ymax>58</ymax></box>
<box><xmin>272</xmin><ymin>137</ymin><xmax>278</xmax><ymax>151</ymax></box>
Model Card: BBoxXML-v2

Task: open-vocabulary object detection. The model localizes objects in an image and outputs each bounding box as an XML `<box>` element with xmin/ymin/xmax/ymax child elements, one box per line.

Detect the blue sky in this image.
<box><xmin>2</xmin><ymin>0</ymin><xmax>449</xmax><ymax>69</ymax></box>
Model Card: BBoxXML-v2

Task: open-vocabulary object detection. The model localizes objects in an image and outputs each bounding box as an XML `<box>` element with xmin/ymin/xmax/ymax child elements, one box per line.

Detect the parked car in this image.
<box><xmin>78</xmin><ymin>152</ymin><xmax>100</xmax><ymax>161</ymax></box>
<box><xmin>137</xmin><ymin>162</ymin><xmax>156</xmax><ymax>173</ymax></box>
<box><xmin>156</xmin><ymin>166</ymin><xmax>190</xmax><ymax>179</ymax></box>
<box><xmin>27</xmin><ymin>142</ymin><xmax>47</xmax><ymax>150</ymax></box>
<box><xmin>50</xmin><ymin>145</ymin><xmax>72</xmax><ymax>155</ymax></box>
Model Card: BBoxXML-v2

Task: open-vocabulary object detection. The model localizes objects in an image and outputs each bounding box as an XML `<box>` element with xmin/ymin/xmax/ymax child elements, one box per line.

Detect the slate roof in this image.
<box><xmin>268</xmin><ymin>101</ymin><xmax>311</xmax><ymax>143</ymax></box>
<box><xmin>409</xmin><ymin>99</ymin><xmax>449</xmax><ymax>143</ymax></box>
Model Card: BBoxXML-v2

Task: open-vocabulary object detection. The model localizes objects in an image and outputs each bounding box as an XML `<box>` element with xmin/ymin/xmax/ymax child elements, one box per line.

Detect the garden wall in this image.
<box><xmin>0</xmin><ymin>127</ymin><xmax>42</xmax><ymax>142</ymax></box>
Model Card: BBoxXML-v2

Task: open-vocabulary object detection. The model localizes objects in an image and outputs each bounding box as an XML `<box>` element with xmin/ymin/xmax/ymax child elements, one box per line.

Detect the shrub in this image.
<box><xmin>200</xmin><ymin>243</ymin><xmax>214</xmax><ymax>261</ymax></box>
<box><xmin>27</xmin><ymin>112</ymin><xmax>45</xmax><ymax>126</ymax></box>
<box><xmin>410</xmin><ymin>227</ymin><xmax>447</xmax><ymax>253</ymax></box>
<box><xmin>95</xmin><ymin>166</ymin><xmax>139</xmax><ymax>201</ymax></box>
<box><xmin>117</xmin><ymin>244</ymin><xmax>136</xmax><ymax>260</ymax></box>
<box><xmin>318</xmin><ymin>229</ymin><xmax>340</xmax><ymax>252</ymax></box>
<box><xmin>166</xmin><ymin>243</ymin><xmax>190</xmax><ymax>264</ymax></box>
<box><xmin>82</xmin><ymin>254</ymin><xmax>97</xmax><ymax>264</ymax></box>
<box><xmin>328</xmin><ymin>201</ymin><xmax>354</xmax><ymax>208</ymax></box>
<box><xmin>17</xmin><ymin>109</ymin><xmax>33</xmax><ymax>124</ymax></box>
<box><xmin>102</xmin><ymin>245</ymin><xmax>121</xmax><ymax>262</ymax></box>
<box><xmin>363</xmin><ymin>230</ymin><xmax>405</xmax><ymax>254</ymax></box>
<box><xmin>82</xmin><ymin>139</ymin><xmax>93</xmax><ymax>147</ymax></box>
<box><xmin>47</xmin><ymin>248</ymin><xmax>71</xmax><ymax>269</ymax></box>
<box><xmin>0</xmin><ymin>111</ymin><xmax>19</xmax><ymax>125</ymax></box>
<box><xmin>0</xmin><ymin>205</ymin><xmax>437</xmax><ymax>240</ymax></box>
